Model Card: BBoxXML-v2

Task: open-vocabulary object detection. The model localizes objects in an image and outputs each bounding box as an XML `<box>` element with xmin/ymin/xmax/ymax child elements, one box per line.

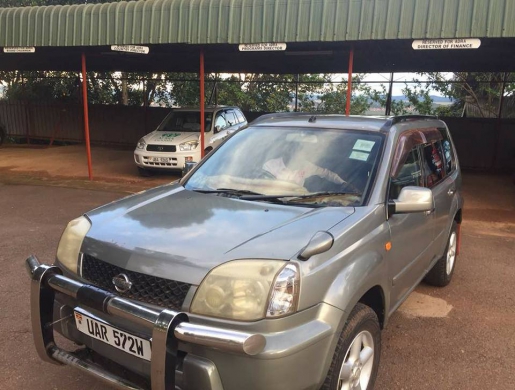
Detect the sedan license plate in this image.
<box><xmin>74</xmin><ymin>311</ymin><xmax>151</xmax><ymax>361</ymax></box>
<box><xmin>151</xmin><ymin>157</ymin><xmax>170</xmax><ymax>163</ymax></box>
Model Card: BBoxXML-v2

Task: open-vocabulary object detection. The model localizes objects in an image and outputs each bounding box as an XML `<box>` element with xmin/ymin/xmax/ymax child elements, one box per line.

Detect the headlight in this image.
<box><xmin>179</xmin><ymin>140</ymin><xmax>199</xmax><ymax>151</ymax></box>
<box><xmin>136</xmin><ymin>138</ymin><xmax>146</xmax><ymax>150</ymax></box>
<box><xmin>56</xmin><ymin>216</ymin><xmax>91</xmax><ymax>274</ymax></box>
<box><xmin>191</xmin><ymin>260</ymin><xmax>300</xmax><ymax>321</ymax></box>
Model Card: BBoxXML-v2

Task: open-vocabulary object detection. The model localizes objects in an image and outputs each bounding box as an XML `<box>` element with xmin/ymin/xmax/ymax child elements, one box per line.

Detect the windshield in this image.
<box><xmin>184</xmin><ymin>126</ymin><xmax>384</xmax><ymax>207</ymax></box>
<box><xmin>158</xmin><ymin>111</ymin><xmax>213</xmax><ymax>132</ymax></box>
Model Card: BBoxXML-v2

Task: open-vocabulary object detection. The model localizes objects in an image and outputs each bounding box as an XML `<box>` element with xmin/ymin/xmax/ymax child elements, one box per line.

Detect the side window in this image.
<box><xmin>235</xmin><ymin>109</ymin><xmax>246</xmax><ymax>123</ymax></box>
<box><xmin>225</xmin><ymin>111</ymin><xmax>237</xmax><ymax>127</ymax></box>
<box><xmin>214</xmin><ymin>112</ymin><xmax>227</xmax><ymax>130</ymax></box>
<box><xmin>422</xmin><ymin>141</ymin><xmax>446</xmax><ymax>188</ymax></box>
<box><xmin>389</xmin><ymin>147</ymin><xmax>423</xmax><ymax>199</ymax></box>
<box><xmin>438</xmin><ymin>128</ymin><xmax>455</xmax><ymax>174</ymax></box>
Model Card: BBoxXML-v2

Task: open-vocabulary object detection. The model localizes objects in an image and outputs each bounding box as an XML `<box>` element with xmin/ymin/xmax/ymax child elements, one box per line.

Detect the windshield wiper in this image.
<box><xmin>239</xmin><ymin>191</ymin><xmax>361</xmax><ymax>201</ymax></box>
<box><xmin>192</xmin><ymin>188</ymin><xmax>264</xmax><ymax>196</ymax></box>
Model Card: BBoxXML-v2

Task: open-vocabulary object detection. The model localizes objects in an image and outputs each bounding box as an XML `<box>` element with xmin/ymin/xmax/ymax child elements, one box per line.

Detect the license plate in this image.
<box><xmin>74</xmin><ymin>311</ymin><xmax>152</xmax><ymax>361</ymax></box>
<box><xmin>151</xmin><ymin>157</ymin><xmax>170</xmax><ymax>163</ymax></box>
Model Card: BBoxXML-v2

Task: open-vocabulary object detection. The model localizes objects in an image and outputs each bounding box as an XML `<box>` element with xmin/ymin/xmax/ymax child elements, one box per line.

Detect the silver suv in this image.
<box><xmin>26</xmin><ymin>114</ymin><xmax>463</xmax><ymax>390</ymax></box>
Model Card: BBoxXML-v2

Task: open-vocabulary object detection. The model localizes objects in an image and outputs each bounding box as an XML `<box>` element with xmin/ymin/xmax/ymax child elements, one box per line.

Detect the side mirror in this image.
<box><xmin>214</xmin><ymin>125</ymin><xmax>221</xmax><ymax>134</ymax></box>
<box><xmin>181</xmin><ymin>161</ymin><xmax>198</xmax><ymax>177</ymax></box>
<box><xmin>388</xmin><ymin>186</ymin><xmax>433</xmax><ymax>215</ymax></box>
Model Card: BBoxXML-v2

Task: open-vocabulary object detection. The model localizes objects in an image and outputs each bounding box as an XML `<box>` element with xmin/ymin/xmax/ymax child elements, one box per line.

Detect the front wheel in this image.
<box><xmin>424</xmin><ymin>221</ymin><xmax>458</xmax><ymax>287</ymax></box>
<box><xmin>322</xmin><ymin>304</ymin><xmax>381</xmax><ymax>390</ymax></box>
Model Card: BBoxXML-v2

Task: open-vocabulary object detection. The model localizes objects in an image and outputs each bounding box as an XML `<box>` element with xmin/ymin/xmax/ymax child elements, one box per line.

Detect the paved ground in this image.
<box><xmin>0</xmin><ymin>172</ymin><xmax>514</xmax><ymax>390</ymax></box>
<box><xmin>0</xmin><ymin>144</ymin><xmax>177</xmax><ymax>193</ymax></box>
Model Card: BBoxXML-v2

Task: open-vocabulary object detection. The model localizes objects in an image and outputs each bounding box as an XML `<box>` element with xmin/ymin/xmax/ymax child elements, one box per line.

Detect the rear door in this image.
<box><xmin>225</xmin><ymin>109</ymin><xmax>242</xmax><ymax>132</ymax></box>
<box><xmin>423</xmin><ymin>128</ymin><xmax>458</xmax><ymax>255</ymax></box>
<box><xmin>387</xmin><ymin>145</ymin><xmax>435</xmax><ymax>309</ymax></box>
<box><xmin>212</xmin><ymin>110</ymin><xmax>241</xmax><ymax>144</ymax></box>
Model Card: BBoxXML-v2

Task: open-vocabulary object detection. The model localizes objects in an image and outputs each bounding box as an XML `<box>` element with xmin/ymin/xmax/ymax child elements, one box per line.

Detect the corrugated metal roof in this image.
<box><xmin>1</xmin><ymin>0</ymin><xmax>514</xmax><ymax>47</ymax></box>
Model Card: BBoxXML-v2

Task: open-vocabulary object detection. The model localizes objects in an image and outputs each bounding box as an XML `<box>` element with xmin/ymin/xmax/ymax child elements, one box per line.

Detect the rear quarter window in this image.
<box><xmin>438</xmin><ymin>127</ymin><xmax>456</xmax><ymax>174</ymax></box>
<box><xmin>235</xmin><ymin>110</ymin><xmax>246</xmax><ymax>123</ymax></box>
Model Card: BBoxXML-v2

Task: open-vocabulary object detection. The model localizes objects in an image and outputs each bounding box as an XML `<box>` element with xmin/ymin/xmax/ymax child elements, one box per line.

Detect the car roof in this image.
<box><xmin>251</xmin><ymin>113</ymin><xmax>443</xmax><ymax>132</ymax></box>
<box><xmin>173</xmin><ymin>106</ymin><xmax>240</xmax><ymax>113</ymax></box>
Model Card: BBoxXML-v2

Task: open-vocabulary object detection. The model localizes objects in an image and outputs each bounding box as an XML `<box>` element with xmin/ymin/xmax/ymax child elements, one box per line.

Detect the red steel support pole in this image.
<box><xmin>200</xmin><ymin>49</ymin><xmax>205</xmax><ymax>158</ymax></box>
<box><xmin>81</xmin><ymin>52</ymin><xmax>93</xmax><ymax>180</ymax></box>
<box><xmin>345</xmin><ymin>48</ymin><xmax>354</xmax><ymax>116</ymax></box>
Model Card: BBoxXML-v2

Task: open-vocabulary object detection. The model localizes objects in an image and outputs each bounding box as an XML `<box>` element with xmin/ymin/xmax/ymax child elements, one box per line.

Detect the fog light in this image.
<box><xmin>185</xmin><ymin>156</ymin><xmax>193</xmax><ymax>162</ymax></box>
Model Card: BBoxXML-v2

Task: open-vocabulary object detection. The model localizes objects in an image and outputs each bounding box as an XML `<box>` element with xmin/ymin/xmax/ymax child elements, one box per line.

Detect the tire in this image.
<box><xmin>322</xmin><ymin>303</ymin><xmax>381</xmax><ymax>390</ymax></box>
<box><xmin>0</xmin><ymin>126</ymin><xmax>5</xmax><ymax>146</ymax></box>
<box><xmin>424</xmin><ymin>221</ymin><xmax>458</xmax><ymax>287</ymax></box>
<box><xmin>137</xmin><ymin>167</ymin><xmax>152</xmax><ymax>177</ymax></box>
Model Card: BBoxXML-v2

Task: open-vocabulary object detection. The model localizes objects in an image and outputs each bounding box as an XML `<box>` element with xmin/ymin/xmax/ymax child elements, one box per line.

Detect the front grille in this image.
<box><xmin>81</xmin><ymin>254</ymin><xmax>191</xmax><ymax>310</ymax></box>
<box><xmin>146</xmin><ymin>144</ymin><xmax>176</xmax><ymax>152</ymax></box>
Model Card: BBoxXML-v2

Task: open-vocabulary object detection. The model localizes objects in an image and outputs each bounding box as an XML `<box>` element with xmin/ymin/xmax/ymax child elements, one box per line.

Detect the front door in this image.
<box><xmin>387</xmin><ymin>146</ymin><xmax>435</xmax><ymax>310</ymax></box>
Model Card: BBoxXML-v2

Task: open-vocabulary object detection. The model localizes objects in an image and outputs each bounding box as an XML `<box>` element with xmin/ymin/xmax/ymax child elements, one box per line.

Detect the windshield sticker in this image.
<box><xmin>353</xmin><ymin>139</ymin><xmax>375</xmax><ymax>152</ymax></box>
<box><xmin>157</xmin><ymin>133</ymin><xmax>181</xmax><ymax>142</ymax></box>
<box><xmin>349</xmin><ymin>151</ymin><xmax>370</xmax><ymax>161</ymax></box>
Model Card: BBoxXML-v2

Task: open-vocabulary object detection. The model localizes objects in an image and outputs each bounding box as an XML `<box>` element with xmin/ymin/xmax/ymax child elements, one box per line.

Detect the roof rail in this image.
<box><xmin>250</xmin><ymin>112</ymin><xmax>314</xmax><ymax>125</ymax></box>
<box><xmin>390</xmin><ymin>115</ymin><xmax>438</xmax><ymax>125</ymax></box>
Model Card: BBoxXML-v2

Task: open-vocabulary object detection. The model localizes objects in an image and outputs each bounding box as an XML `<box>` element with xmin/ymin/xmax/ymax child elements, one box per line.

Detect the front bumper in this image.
<box><xmin>26</xmin><ymin>255</ymin><xmax>265</xmax><ymax>390</ymax></box>
<box><xmin>134</xmin><ymin>149</ymin><xmax>200</xmax><ymax>170</ymax></box>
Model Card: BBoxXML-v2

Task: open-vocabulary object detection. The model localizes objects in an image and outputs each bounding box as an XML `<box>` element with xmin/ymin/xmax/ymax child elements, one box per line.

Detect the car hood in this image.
<box><xmin>81</xmin><ymin>184</ymin><xmax>354</xmax><ymax>285</ymax></box>
<box><xmin>143</xmin><ymin>131</ymin><xmax>200</xmax><ymax>145</ymax></box>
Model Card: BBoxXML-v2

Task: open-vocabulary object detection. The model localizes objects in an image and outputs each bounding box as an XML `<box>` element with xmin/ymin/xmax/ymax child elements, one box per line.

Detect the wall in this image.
<box><xmin>442</xmin><ymin>117</ymin><xmax>515</xmax><ymax>172</ymax></box>
<box><xmin>0</xmin><ymin>102</ymin><xmax>513</xmax><ymax>172</ymax></box>
<box><xmin>0</xmin><ymin>102</ymin><xmax>170</xmax><ymax>145</ymax></box>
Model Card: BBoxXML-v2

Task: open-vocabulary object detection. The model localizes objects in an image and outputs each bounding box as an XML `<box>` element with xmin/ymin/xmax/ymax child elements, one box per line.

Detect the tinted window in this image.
<box><xmin>438</xmin><ymin>128</ymin><xmax>455</xmax><ymax>175</ymax></box>
<box><xmin>422</xmin><ymin>141</ymin><xmax>446</xmax><ymax>188</ymax></box>
<box><xmin>389</xmin><ymin>147</ymin><xmax>423</xmax><ymax>199</ymax></box>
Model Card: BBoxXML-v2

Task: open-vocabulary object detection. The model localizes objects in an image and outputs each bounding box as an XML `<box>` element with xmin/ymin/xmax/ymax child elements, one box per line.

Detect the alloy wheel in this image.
<box><xmin>446</xmin><ymin>231</ymin><xmax>457</xmax><ymax>275</ymax></box>
<box><xmin>337</xmin><ymin>330</ymin><xmax>375</xmax><ymax>390</ymax></box>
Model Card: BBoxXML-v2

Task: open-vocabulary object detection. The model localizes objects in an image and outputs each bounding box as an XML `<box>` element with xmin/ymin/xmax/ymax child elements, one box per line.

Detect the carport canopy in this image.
<box><xmin>1</xmin><ymin>0</ymin><xmax>515</xmax><ymax>73</ymax></box>
<box><xmin>1</xmin><ymin>0</ymin><xmax>514</xmax><ymax>180</ymax></box>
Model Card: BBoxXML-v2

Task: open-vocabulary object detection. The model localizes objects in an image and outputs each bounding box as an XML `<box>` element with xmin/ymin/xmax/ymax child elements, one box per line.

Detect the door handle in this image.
<box><xmin>447</xmin><ymin>188</ymin><xmax>455</xmax><ymax>196</ymax></box>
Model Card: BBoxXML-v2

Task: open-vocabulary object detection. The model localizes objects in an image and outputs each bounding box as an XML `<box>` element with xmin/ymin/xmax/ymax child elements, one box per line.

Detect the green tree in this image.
<box><xmin>385</xmin><ymin>72</ymin><xmax>515</xmax><ymax>118</ymax></box>
<box><xmin>423</xmin><ymin>72</ymin><xmax>515</xmax><ymax>117</ymax></box>
<box><xmin>316</xmin><ymin>75</ymin><xmax>381</xmax><ymax>115</ymax></box>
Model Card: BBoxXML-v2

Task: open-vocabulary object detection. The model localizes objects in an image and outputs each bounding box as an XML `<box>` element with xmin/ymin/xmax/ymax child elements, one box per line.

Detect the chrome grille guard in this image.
<box><xmin>26</xmin><ymin>255</ymin><xmax>266</xmax><ymax>390</ymax></box>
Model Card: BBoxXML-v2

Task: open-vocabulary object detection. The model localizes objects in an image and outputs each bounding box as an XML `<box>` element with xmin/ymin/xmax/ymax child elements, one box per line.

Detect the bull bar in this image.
<box><xmin>26</xmin><ymin>255</ymin><xmax>266</xmax><ymax>390</ymax></box>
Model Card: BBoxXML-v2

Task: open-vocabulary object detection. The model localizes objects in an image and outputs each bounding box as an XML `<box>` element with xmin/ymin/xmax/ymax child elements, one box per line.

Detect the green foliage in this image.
<box><xmin>417</xmin><ymin>72</ymin><xmax>515</xmax><ymax>117</ymax></box>
<box><xmin>316</xmin><ymin>75</ymin><xmax>381</xmax><ymax>115</ymax></box>
<box><xmin>0</xmin><ymin>71</ymin><xmax>330</xmax><ymax>112</ymax></box>
<box><xmin>0</xmin><ymin>71</ymin><xmax>81</xmax><ymax>102</ymax></box>
<box><xmin>2</xmin><ymin>68</ymin><xmax>513</xmax><ymax>118</ymax></box>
